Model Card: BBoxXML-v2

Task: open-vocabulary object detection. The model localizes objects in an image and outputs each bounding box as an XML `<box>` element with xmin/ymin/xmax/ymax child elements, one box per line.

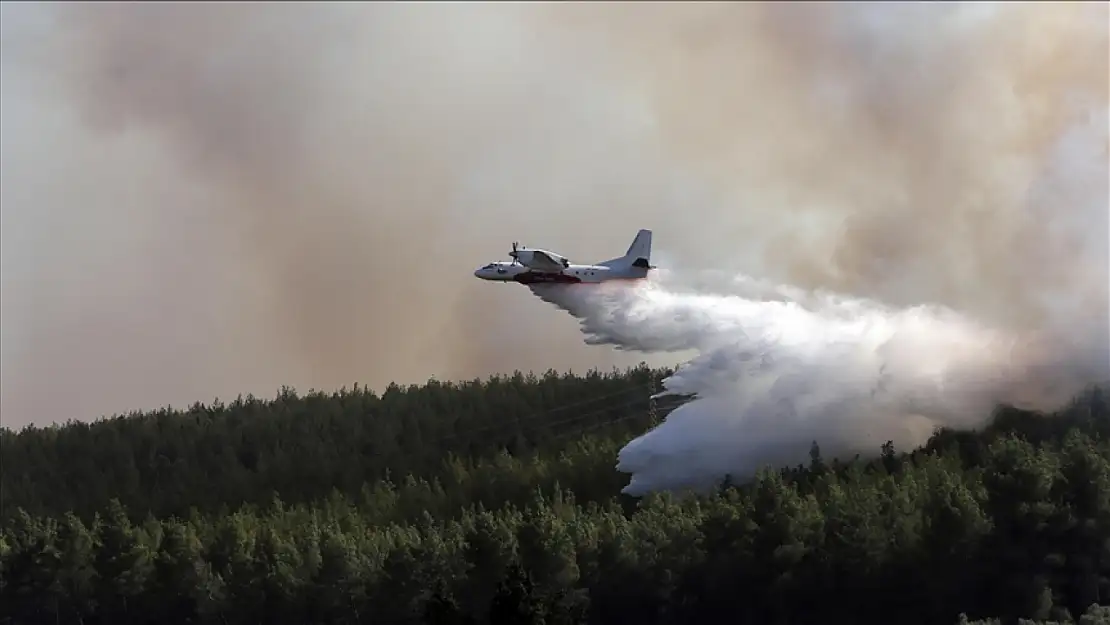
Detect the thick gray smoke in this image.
<box><xmin>0</xmin><ymin>3</ymin><xmax>669</xmax><ymax>426</ymax></box>
<box><xmin>527</xmin><ymin>2</ymin><xmax>1110</xmax><ymax>494</ymax></box>
<box><xmin>1</xmin><ymin>2</ymin><xmax>1107</xmax><ymax>439</ymax></box>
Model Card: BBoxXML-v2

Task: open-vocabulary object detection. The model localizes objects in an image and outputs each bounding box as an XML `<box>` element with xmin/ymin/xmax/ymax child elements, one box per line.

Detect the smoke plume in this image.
<box><xmin>0</xmin><ymin>2</ymin><xmax>666</xmax><ymax>426</ymax></box>
<box><xmin>1</xmin><ymin>1</ymin><xmax>1107</xmax><ymax>444</ymax></box>
<box><xmin>526</xmin><ymin>2</ymin><xmax>1110</xmax><ymax>493</ymax></box>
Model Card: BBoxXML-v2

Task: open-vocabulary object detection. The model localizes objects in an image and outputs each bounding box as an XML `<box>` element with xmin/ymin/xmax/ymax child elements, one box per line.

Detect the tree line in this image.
<box><xmin>1</xmin><ymin>365</ymin><xmax>680</xmax><ymax>523</ymax></box>
<box><xmin>1</xmin><ymin>367</ymin><xmax>1108</xmax><ymax>624</ymax></box>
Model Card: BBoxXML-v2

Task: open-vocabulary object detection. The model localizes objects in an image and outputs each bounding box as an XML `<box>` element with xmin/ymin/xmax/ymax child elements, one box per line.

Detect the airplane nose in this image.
<box><xmin>474</xmin><ymin>268</ymin><xmax>483</xmax><ymax>279</ymax></box>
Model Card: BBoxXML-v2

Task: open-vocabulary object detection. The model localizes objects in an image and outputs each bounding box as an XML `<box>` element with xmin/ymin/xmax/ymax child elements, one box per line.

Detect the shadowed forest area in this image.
<box><xmin>1</xmin><ymin>364</ymin><xmax>1108</xmax><ymax>625</ymax></box>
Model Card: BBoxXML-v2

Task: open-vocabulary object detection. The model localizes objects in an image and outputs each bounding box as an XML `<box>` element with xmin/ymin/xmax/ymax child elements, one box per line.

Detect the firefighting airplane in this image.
<box><xmin>474</xmin><ymin>229</ymin><xmax>654</xmax><ymax>285</ymax></box>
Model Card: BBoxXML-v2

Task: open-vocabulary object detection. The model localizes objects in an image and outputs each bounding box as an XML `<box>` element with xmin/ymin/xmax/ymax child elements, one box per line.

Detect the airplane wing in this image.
<box><xmin>524</xmin><ymin>250</ymin><xmax>567</xmax><ymax>273</ymax></box>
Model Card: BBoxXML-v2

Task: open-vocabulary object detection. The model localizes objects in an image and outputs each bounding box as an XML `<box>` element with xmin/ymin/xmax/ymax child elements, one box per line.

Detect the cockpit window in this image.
<box><xmin>496</xmin><ymin>268</ymin><xmax>507</xmax><ymax>274</ymax></box>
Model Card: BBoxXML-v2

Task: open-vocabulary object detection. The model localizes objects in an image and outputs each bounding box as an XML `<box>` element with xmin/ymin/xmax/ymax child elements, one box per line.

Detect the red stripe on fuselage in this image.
<box><xmin>512</xmin><ymin>271</ymin><xmax>582</xmax><ymax>285</ymax></box>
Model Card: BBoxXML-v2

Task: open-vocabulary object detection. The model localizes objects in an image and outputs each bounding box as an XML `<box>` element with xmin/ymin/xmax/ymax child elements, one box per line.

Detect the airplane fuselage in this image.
<box><xmin>473</xmin><ymin>261</ymin><xmax>642</xmax><ymax>285</ymax></box>
<box><xmin>474</xmin><ymin>229</ymin><xmax>654</xmax><ymax>286</ymax></box>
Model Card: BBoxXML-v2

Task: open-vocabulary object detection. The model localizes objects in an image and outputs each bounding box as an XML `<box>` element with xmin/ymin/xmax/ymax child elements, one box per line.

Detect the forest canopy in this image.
<box><xmin>2</xmin><ymin>365</ymin><xmax>1108</xmax><ymax>625</ymax></box>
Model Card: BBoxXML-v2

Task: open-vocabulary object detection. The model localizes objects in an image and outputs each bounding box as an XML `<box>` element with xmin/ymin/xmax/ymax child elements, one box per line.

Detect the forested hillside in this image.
<box><xmin>2</xmin><ymin>366</ymin><xmax>1108</xmax><ymax>625</ymax></box>
<box><xmin>1</xmin><ymin>365</ymin><xmax>677</xmax><ymax>522</ymax></box>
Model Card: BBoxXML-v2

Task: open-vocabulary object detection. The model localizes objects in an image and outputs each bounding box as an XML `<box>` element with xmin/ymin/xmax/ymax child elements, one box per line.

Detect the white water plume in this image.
<box><xmin>532</xmin><ymin>273</ymin><xmax>1107</xmax><ymax>495</ymax></box>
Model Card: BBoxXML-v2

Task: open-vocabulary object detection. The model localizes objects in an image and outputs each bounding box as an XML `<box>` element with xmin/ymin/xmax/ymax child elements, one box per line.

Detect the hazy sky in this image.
<box><xmin>2</xmin><ymin>2</ymin><xmax>1106</xmax><ymax>429</ymax></box>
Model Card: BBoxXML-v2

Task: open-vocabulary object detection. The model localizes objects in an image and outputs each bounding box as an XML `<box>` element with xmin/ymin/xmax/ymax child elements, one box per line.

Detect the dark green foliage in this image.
<box><xmin>0</xmin><ymin>369</ymin><xmax>1107</xmax><ymax>625</ymax></box>
<box><xmin>1</xmin><ymin>365</ymin><xmax>671</xmax><ymax>522</ymax></box>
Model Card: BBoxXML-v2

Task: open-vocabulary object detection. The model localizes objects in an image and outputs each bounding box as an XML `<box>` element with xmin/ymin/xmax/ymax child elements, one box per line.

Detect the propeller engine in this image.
<box><xmin>509</xmin><ymin>241</ymin><xmax>520</xmax><ymax>265</ymax></box>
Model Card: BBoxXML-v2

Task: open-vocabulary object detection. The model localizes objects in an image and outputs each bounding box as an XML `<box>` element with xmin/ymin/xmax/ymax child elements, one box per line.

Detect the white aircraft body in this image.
<box><xmin>474</xmin><ymin>229</ymin><xmax>654</xmax><ymax>285</ymax></box>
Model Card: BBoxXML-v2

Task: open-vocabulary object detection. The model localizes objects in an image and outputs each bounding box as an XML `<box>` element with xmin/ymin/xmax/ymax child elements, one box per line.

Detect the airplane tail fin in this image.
<box><xmin>600</xmin><ymin>229</ymin><xmax>654</xmax><ymax>271</ymax></box>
